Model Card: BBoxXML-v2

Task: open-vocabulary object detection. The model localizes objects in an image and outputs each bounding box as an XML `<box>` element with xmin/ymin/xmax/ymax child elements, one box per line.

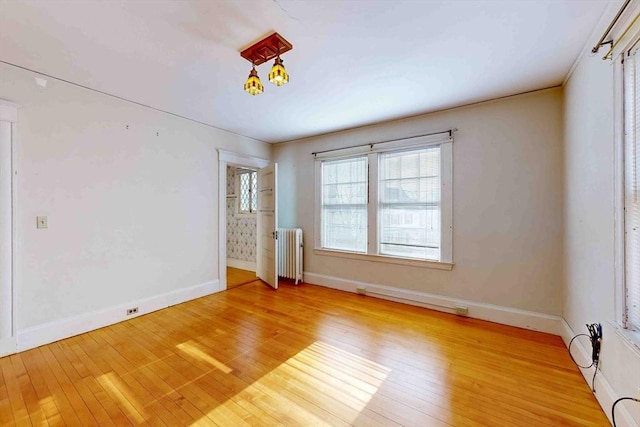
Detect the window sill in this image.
<box><xmin>610</xmin><ymin>320</ymin><xmax>640</xmax><ymax>357</ymax></box>
<box><xmin>313</xmin><ymin>248</ymin><xmax>454</xmax><ymax>270</ymax></box>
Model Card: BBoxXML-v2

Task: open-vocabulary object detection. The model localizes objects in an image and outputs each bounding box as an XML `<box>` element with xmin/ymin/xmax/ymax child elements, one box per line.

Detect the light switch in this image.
<box><xmin>36</xmin><ymin>216</ymin><xmax>48</xmax><ymax>229</ymax></box>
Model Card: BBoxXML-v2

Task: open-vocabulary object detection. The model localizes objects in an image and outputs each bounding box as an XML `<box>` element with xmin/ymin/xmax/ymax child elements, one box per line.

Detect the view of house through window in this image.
<box><xmin>379</xmin><ymin>147</ymin><xmax>441</xmax><ymax>260</ymax></box>
<box><xmin>318</xmin><ymin>139</ymin><xmax>452</xmax><ymax>263</ymax></box>
<box><xmin>238</xmin><ymin>170</ymin><xmax>258</xmax><ymax>214</ymax></box>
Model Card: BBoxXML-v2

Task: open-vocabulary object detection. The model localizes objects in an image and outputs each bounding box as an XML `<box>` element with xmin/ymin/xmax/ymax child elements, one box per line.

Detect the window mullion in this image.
<box><xmin>367</xmin><ymin>152</ymin><xmax>378</xmax><ymax>255</ymax></box>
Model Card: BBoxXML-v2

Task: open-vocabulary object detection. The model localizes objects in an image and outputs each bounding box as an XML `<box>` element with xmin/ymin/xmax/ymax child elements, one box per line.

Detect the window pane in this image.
<box><xmin>251</xmin><ymin>172</ymin><xmax>258</xmax><ymax>212</ymax></box>
<box><xmin>625</xmin><ymin>45</ymin><xmax>640</xmax><ymax>331</ymax></box>
<box><xmin>379</xmin><ymin>147</ymin><xmax>441</xmax><ymax>260</ymax></box>
<box><xmin>240</xmin><ymin>172</ymin><xmax>250</xmax><ymax>212</ymax></box>
<box><xmin>321</xmin><ymin>157</ymin><xmax>367</xmax><ymax>252</ymax></box>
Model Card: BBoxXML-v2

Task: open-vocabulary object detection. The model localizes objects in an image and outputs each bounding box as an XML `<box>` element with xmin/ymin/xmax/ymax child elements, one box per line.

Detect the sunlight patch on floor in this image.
<box><xmin>97</xmin><ymin>372</ymin><xmax>146</xmax><ymax>424</ymax></box>
<box><xmin>37</xmin><ymin>396</ymin><xmax>56</xmax><ymax>421</ymax></box>
<box><xmin>193</xmin><ymin>340</ymin><xmax>391</xmax><ymax>425</ymax></box>
<box><xmin>288</xmin><ymin>340</ymin><xmax>391</xmax><ymax>408</ymax></box>
<box><xmin>176</xmin><ymin>341</ymin><xmax>233</xmax><ymax>374</ymax></box>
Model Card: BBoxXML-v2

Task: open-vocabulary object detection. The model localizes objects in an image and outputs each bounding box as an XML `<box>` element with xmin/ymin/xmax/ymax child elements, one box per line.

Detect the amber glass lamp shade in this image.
<box><xmin>268</xmin><ymin>57</ymin><xmax>289</xmax><ymax>86</ymax></box>
<box><xmin>244</xmin><ymin>67</ymin><xmax>264</xmax><ymax>95</ymax></box>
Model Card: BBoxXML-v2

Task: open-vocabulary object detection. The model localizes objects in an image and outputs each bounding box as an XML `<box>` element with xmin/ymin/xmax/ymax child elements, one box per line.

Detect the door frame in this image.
<box><xmin>0</xmin><ymin>99</ymin><xmax>18</xmax><ymax>357</ymax></box>
<box><xmin>218</xmin><ymin>150</ymin><xmax>269</xmax><ymax>291</ymax></box>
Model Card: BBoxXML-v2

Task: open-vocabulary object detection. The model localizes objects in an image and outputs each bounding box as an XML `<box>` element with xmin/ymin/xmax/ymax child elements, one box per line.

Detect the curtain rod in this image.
<box><xmin>311</xmin><ymin>129</ymin><xmax>455</xmax><ymax>157</ymax></box>
<box><xmin>602</xmin><ymin>12</ymin><xmax>640</xmax><ymax>59</ymax></box>
<box><xmin>591</xmin><ymin>0</ymin><xmax>632</xmax><ymax>54</ymax></box>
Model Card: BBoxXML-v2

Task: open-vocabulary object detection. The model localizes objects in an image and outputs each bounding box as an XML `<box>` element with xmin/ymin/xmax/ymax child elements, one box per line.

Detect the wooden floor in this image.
<box><xmin>226</xmin><ymin>267</ymin><xmax>257</xmax><ymax>290</ymax></box>
<box><xmin>1</xmin><ymin>281</ymin><xmax>608</xmax><ymax>426</ymax></box>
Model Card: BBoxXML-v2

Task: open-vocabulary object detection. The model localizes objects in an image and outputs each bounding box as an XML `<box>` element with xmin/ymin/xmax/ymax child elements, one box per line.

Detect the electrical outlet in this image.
<box><xmin>356</xmin><ymin>287</ymin><xmax>366</xmax><ymax>295</ymax></box>
<box><xmin>36</xmin><ymin>216</ymin><xmax>48</xmax><ymax>229</ymax></box>
<box><xmin>455</xmin><ymin>305</ymin><xmax>469</xmax><ymax>316</ymax></box>
<box><xmin>126</xmin><ymin>307</ymin><xmax>139</xmax><ymax>316</ymax></box>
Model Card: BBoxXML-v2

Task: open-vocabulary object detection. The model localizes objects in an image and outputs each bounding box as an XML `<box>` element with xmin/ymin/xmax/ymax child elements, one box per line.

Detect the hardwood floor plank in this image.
<box><xmin>17</xmin><ymin>350</ymin><xmax>62</xmax><ymax>426</ymax></box>
<box><xmin>9</xmin><ymin>354</ymin><xmax>47</xmax><ymax>426</ymax></box>
<box><xmin>82</xmin><ymin>376</ymin><xmax>133</xmax><ymax>426</ymax></box>
<box><xmin>1</xmin><ymin>281</ymin><xmax>609</xmax><ymax>426</ymax></box>
<box><xmin>227</xmin><ymin>267</ymin><xmax>258</xmax><ymax>289</ymax></box>
<box><xmin>39</xmin><ymin>346</ymin><xmax>98</xmax><ymax>425</ymax></box>
<box><xmin>1</xmin><ymin>354</ymin><xmax>33</xmax><ymax>425</ymax></box>
<box><xmin>71</xmin><ymin>377</ymin><xmax>117</xmax><ymax>427</ymax></box>
<box><xmin>0</xmin><ymin>383</ymin><xmax>16</xmax><ymax>425</ymax></box>
<box><xmin>95</xmin><ymin>371</ymin><xmax>148</xmax><ymax>425</ymax></box>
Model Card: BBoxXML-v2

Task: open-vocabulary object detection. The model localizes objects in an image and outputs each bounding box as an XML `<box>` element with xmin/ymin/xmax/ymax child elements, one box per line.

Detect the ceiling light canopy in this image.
<box><xmin>240</xmin><ymin>32</ymin><xmax>292</xmax><ymax>95</ymax></box>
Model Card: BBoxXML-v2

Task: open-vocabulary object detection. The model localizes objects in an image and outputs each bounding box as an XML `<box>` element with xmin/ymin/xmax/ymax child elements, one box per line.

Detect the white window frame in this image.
<box><xmin>612</xmin><ymin>10</ymin><xmax>640</xmax><ymax>348</ymax></box>
<box><xmin>620</xmin><ymin>42</ymin><xmax>640</xmax><ymax>333</ymax></box>
<box><xmin>314</xmin><ymin>133</ymin><xmax>453</xmax><ymax>270</ymax></box>
<box><xmin>236</xmin><ymin>169</ymin><xmax>257</xmax><ymax>217</ymax></box>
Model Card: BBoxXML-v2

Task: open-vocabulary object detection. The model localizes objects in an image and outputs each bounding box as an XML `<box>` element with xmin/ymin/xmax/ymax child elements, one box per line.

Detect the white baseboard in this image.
<box><xmin>0</xmin><ymin>336</ymin><xmax>16</xmax><ymax>357</ymax></box>
<box><xmin>16</xmin><ymin>280</ymin><xmax>220</xmax><ymax>352</ymax></box>
<box><xmin>227</xmin><ymin>258</ymin><xmax>256</xmax><ymax>272</ymax></box>
<box><xmin>303</xmin><ymin>272</ymin><xmax>561</xmax><ymax>335</ymax></box>
<box><xmin>560</xmin><ymin>319</ymin><xmax>637</xmax><ymax>427</ymax></box>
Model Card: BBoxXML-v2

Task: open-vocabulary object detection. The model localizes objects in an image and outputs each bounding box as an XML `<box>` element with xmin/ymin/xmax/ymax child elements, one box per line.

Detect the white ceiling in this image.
<box><xmin>0</xmin><ymin>0</ymin><xmax>613</xmax><ymax>143</ymax></box>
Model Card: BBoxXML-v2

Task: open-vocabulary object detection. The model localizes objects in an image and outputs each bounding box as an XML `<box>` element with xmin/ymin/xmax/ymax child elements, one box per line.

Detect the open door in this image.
<box><xmin>257</xmin><ymin>163</ymin><xmax>278</xmax><ymax>289</ymax></box>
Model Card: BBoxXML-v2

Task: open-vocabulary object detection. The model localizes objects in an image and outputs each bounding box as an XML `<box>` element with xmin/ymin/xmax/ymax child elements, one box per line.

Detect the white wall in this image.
<box><xmin>274</xmin><ymin>88</ymin><xmax>564</xmax><ymax>316</ymax></box>
<box><xmin>563</xmin><ymin>34</ymin><xmax>640</xmax><ymax>427</ymax></box>
<box><xmin>0</xmin><ymin>63</ymin><xmax>270</xmax><ymax>338</ymax></box>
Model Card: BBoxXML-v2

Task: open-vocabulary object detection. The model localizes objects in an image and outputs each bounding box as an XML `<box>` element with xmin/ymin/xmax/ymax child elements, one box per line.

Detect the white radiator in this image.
<box><xmin>277</xmin><ymin>228</ymin><xmax>303</xmax><ymax>284</ymax></box>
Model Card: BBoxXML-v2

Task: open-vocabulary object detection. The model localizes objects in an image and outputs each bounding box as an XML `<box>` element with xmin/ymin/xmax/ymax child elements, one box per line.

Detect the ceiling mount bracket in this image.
<box><xmin>240</xmin><ymin>32</ymin><xmax>293</xmax><ymax>66</ymax></box>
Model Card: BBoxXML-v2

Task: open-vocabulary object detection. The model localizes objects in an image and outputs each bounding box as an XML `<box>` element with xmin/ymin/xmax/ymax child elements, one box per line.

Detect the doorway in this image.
<box><xmin>226</xmin><ymin>165</ymin><xmax>258</xmax><ymax>289</ymax></box>
<box><xmin>217</xmin><ymin>150</ymin><xmax>269</xmax><ymax>291</ymax></box>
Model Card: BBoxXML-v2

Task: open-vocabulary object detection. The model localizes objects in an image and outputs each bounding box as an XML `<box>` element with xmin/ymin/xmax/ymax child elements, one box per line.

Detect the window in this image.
<box><xmin>238</xmin><ymin>170</ymin><xmax>257</xmax><ymax>214</ymax></box>
<box><xmin>379</xmin><ymin>147</ymin><xmax>441</xmax><ymax>260</ymax></box>
<box><xmin>624</xmin><ymin>43</ymin><xmax>640</xmax><ymax>331</ymax></box>
<box><xmin>316</xmin><ymin>133</ymin><xmax>453</xmax><ymax>265</ymax></box>
<box><xmin>321</xmin><ymin>157</ymin><xmax>368</xmax><ymax>252</ymax></box>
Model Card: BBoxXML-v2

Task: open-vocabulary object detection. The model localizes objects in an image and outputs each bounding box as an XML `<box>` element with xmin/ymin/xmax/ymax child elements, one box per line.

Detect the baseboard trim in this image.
<box><xmin>16</xmin><ymin>280</ymin><xmax>220</xmax><ymax>352</ymax></box>
<box><xmin>303</xmin><ymin>272</ymin><xmax>561</xmax><ymax>335</ymax></box>
<box><xmin>560</xmin><ymin>319</ymin><xmax>636</xmax><ymax>427</ymax></box>
<box><xmin>0</xmin><ymin>336</ymin><xmax>16</xmax><ymax>357</ymax></box>
<box><xmin>227</xmin><ymin>258</ymin><xmax>256</xmax><ymax>272</ymax></box>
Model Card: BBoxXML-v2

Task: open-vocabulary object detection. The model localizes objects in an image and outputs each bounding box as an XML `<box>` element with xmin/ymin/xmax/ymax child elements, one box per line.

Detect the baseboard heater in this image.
<box><xmin>277</xmin><ymin>228</ymin><xmax>303</xmax><ymax>284</ymax></box>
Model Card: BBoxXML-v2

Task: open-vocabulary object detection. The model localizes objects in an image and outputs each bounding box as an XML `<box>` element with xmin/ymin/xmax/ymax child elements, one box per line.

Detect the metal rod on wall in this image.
<box><xmin>602</xmin><ymin>12</ymin><xmax>640</xmax><ymax>59</ymax></box>
<box><xmin>591</xmin><ymin>0</ymin><xmax>632</xmax><ymax>54</ymax></box>
<box><xmin>311</xmin><ymin>129</ymin><xmax>455</xmax><ymax>158</ymax></box>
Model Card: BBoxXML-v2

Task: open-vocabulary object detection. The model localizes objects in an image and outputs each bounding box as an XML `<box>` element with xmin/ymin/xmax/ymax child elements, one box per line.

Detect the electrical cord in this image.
<box><xmin>568</xmin><ymin>323</ymin><xmax>602</xmax><ymax>393</ymax></box>
<box><xmin>612</xmin><ymin>397</ymin><xmax>640</xmax><ymax>427</ymax></box>
<box><xmin>568</xmin><ymin>333</ymin><xmax>594</xmax><ymax>368</ymax></box>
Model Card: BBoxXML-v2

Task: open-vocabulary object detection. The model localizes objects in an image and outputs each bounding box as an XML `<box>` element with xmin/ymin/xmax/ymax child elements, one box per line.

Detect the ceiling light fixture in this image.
<box><xmin>240</xmin><ymin>32</ymin><xmax>292</xmax><ymax>95</ymax></box>
<box><xmin>244</xmin><ymin>64</ymin><xmax>264</xmax><ymax>96</ymax></box>
<box><xmin>269</xmin><ymin>56</ymin><xmax>288</xmax><ymax>86</ymax></box>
